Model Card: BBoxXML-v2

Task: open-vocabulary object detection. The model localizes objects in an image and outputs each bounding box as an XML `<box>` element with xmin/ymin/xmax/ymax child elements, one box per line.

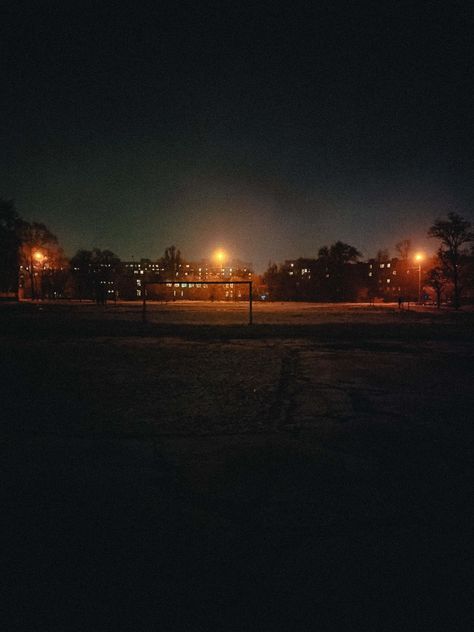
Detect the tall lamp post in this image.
<box><xmin>33</xmin><ymin>250</ymin><xmax>46</xmax><ymax>300</ymax></box>
<box><xmin>414</xmin><ymin>253</ymin><xmax>424</xmax><ymax>304</ymax></box>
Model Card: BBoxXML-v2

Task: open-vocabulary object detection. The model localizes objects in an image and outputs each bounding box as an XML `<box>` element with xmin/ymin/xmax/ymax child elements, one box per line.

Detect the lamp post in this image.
<box><xmin>414</xmin><ymin>253</ymin><xmax>424</xmax><ymax>304</ymax></box>
<box><xmin>32</xmin><ymin>250</ymin><xmax>46</xmax><ymax>300</ymax></box>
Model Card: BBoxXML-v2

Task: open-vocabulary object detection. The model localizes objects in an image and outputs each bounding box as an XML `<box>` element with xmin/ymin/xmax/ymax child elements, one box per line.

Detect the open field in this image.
<box><xmin>3</xmin><ymin>297</ymin><xmax>474</xmax><ymax>325</ymax></box>
<box><xmin>2</xmin><ymin>301</ymin><xmax>474</xmax><ymax>630</ymax></box>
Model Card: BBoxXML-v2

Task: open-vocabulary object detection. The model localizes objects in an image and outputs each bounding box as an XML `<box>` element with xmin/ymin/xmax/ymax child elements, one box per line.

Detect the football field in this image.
<box><xmin>2</xmin><ymin>301</ymin><xmax>473</xmax><ymax>629</ymax></box>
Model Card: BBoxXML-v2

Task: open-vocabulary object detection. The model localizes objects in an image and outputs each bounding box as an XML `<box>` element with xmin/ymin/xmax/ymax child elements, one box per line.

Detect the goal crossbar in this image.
<box><xmin>142</xmin><ymin>280</ymin><xmax>253</xmax><ymax>325</ymax></box>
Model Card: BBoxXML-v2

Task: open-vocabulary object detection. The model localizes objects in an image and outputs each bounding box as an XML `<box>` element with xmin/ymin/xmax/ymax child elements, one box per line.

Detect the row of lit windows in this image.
<box><xmin>161</xmin><ymin>282</ymin><xmax>239</xmax><ymax>288</ymax></box>
<box><xmin>125</xmin><ymin>263</ymin><xmax>163</xmax><ymax>269</ymax></box>
<box><xmin>369</xmin><ymin>270</ymin><xmax>397</xmax><ymax>277</ymax></box>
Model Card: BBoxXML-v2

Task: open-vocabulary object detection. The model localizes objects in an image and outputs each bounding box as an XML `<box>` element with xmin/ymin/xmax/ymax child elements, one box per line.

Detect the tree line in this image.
<box><xmin>264</xmin><ymin>213</ymin><xmax>473</xmax><ymax>307</ymax></box>
<box><xmin>1</xmin><ymin>199</ymin><xmax>473</xmax><ymax>307</ymax></box>
<box><xmin>0</xmin><ymin>199</ymin><xmax>66</xmax><ymax>300</ymax></box>
<box><xmin>0</xmin><ymin>201</ymin><xmax>192</xmax><ymax>301</ymax></box>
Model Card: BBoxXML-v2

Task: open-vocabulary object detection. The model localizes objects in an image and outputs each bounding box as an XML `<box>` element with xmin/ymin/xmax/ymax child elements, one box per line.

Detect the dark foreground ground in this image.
<box><xmin>2</xmin><ymin>302</ymin><xmax>474</xmax><ymax>630</ymax></box>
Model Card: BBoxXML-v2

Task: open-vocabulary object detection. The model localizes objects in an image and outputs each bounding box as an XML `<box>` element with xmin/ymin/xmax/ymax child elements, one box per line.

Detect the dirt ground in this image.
<box><xmin>2</xmin><ymin>301</ymin><xmax>473</xmax><ymax>630</ymax></box>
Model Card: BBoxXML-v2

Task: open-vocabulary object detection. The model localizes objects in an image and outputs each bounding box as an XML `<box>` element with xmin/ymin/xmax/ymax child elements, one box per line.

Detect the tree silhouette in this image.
<box><xmin>20</xmin><ymin>222</ymin><xmax>59</xmax><ymax>299</ymax></box>
<box><xmin>394</xmin><ymin>239</ymin><xmax>413</xmax><ymax>298</ymax></box>
<box><xmin>376</xmin><ymin>249</ymin><xmax>390</xmax><ymax>263</ymax></box>
<box><xmin>317</xmin><ymin>241</ymin><xmax>362</xmax><ymax>301</ymax></box>
<box><xmin>70</xmin><ymin>249</ymin><xmax>94</xmax><ymax>300</ymax></box>
<box><xmin>44</xmin><ymin>247</ymin><xmax>69</xmax><ymax>298</ymax></box>
<box><xmin>395</xmin><ymin>239</ymin><xmax>411</xmax><ymax>261</ymax></box>
<box><xmin>70</xmin><ymin>248</ymin><xmax>122</xmax><ymax>302</ymax></box>
<box><xmin>0</xmin><ymin>199</ymin><xmax>22</xmax><ymax>297</ymax></box>
<box><xmin>160</xmin><ymin>245</ymin><xmax>182</xmax><ymax>279</ymax></box>
<box><xmin>425</xmin><ymin>264</ymin><xmax>447</xmax><ymax>309</ymax></box>
<box><xmin>263</xmin><ymin>262</ymin><xmax>281</xmax><ymax>300</ymax></box>
<box><xmin>428</xmin><ymin>213</ymin><xmax>474</xmax><ymax>308</ymax></box>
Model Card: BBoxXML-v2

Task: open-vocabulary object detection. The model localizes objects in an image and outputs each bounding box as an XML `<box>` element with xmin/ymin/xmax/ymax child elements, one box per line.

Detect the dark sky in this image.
<box><xmin>2</xmin><ymin>1</ymin><xmax>473</xmax><ymax>271</ymax></box>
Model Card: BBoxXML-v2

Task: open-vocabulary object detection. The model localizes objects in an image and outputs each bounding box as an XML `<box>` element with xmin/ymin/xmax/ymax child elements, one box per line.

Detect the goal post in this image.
<box><xmin>141</xmin><ymin>280</ymin><xmax>253</xmax><ymax>325</ymax></box>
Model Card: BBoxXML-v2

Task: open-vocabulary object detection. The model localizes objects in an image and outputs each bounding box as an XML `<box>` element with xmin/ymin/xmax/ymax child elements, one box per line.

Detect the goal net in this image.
<box><xmin>141</xmin><ymin>280</ymin><xmax>253</xmax><ymax>324</ymax></box>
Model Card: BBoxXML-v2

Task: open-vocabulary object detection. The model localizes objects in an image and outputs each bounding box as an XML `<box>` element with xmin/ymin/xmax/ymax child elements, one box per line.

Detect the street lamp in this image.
<box><xmin>414</xmin><ymin>253</ymin><xmax>424</xmax><ymax>304</ymax></box>
<box><xmin>214</xmin><ymin>249</ymin><xmax>226</xmax><ymax>266</ymax></box>
<box><xmin>32</xmin><ymin>250</ymin><xmax>46</xmax><ymax>300</ymax></box>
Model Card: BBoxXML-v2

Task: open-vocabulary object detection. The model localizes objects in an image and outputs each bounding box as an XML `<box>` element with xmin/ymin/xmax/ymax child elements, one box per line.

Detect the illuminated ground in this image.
<box><xmin>2</xmin><ymin>301</ymin><xmax>473</xmax><ymax>629</ymax></box>
<box><xmin>4</xmin><ymin>297</ymin><xmax>469</xmax><ymax>324</ymax></box>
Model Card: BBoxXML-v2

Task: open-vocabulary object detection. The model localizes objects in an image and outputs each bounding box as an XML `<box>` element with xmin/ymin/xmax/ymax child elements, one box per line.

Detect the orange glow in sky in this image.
<box><xmin>214</xmin><ymin>249</ymin><xmax>226</xmax><ymax>264</ymax></box>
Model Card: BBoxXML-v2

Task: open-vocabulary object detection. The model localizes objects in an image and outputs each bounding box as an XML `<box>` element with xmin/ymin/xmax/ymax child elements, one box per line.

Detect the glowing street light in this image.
<box><xmin>31</xmin><ymin>250</ymin><xmax>47</xmax><ymax>300</ymax></box>
<box><xmin>414</xmin><ymin>252</ymin><xmax>424</xmax><ymax>304</ymax></box>
<box><xmin>214</xmin><ymin>249</ymin><xmax>226</xmax><ymax>266</ymax></box>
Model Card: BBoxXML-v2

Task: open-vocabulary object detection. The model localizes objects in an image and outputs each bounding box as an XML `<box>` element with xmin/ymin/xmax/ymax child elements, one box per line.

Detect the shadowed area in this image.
<box><xmin>2</xmin><ymin>302</ymin><xmax>473</xmax><ymax>630</ymax></box>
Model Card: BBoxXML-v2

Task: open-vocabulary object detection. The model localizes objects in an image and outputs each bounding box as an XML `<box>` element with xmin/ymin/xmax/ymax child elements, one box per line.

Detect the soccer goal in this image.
<box><xmin>141</xmin><ymin>280</ymin><xmax>253</xmax><ymax>325</ymax></box>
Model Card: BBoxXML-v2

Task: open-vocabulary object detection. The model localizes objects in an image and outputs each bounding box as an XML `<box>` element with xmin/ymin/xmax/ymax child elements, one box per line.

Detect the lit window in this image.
<box><xmin>387</xmin><ymin>263</ymin><xmax>391</xmax><ymax>268</ymax></box>
<box><xmin>369</xmin><ymin>272</ymin><xmax>373</xmax><ymax>277</ymax></box>
<box><xmin>387</xmin><ymin>278</ymin><xmax>390</xmax><ymax>283</ymax></box>
<box><xmin>380</xmin><ymin>263</ymin><xmax>385</xmax><ymax>268</ymax></box>
<box><xmin>393</xmin><ymin>270</ymin><xmax>397</xmax><ymax>275</ymax></box>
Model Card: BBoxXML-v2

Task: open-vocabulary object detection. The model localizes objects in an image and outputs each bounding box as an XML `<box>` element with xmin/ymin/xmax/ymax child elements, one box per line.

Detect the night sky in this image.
<box><xmin>2</xmin><ymin>1</ymin><xmax>473</xmax><ymax>271</ymax></box>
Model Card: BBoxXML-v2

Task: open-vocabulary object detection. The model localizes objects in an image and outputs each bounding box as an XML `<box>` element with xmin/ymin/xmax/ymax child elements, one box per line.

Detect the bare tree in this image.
<box><xmin>263</xmin><ymin>262</ymin><xmax>281</xmax><ymax>300</ymax></box>
<box><xmin>20</xmin><ymin>222</ymin><xmax>59</xmax><ymax>299</ymax></box>
<box><xmin>0</xmin><ymin>199</ymin><xmax>22</xmax><ymax>297</ymax></box>
<box><xmin>425</xmin><ymin>265</ymin><xmax>447</xmax><ymax>309</ymax></box>
<box><xmin>395</xmin><ymin>239</ymin><xmax>411</xmax><ymax>261</ymax></box>
<box><xmin>428</xmin><ymin>213</ymin><xmax>474</xmax><ymax>308</ymax></box>
<box><xmin>160</xmin><ymin>245</ymin><xmax>182</xmax><ymax>279</ymax></box>
<box><xmin>376</xmin><ymin>249</ymin><xmax>390</xmax><ymax>263</ymax></box>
